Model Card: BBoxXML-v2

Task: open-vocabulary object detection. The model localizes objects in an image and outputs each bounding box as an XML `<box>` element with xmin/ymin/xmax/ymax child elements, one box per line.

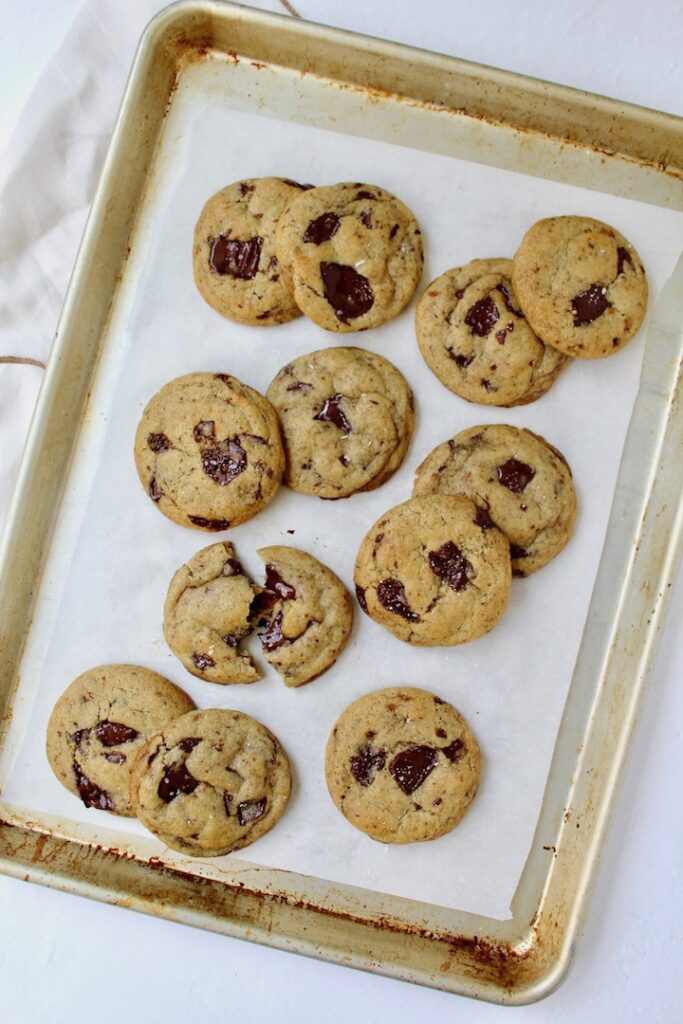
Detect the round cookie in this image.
<box><xmin>134</xmin><ymin>372</ymin><xmax>285</xmax><ymax>530</ymax></box>
<box><xmin>254</xmin><ymin>546</ymin><xmax>353</xmax><ymax>687</ymax></box>
<box><xmin>413</xmin><ymin>424</ymin><xmax>577</xmax><ymax>577</ymax></box>
<box><xmin>131</xmin><ymin>708</ymin><xmax>291</xmax><ymax>856</ymax></box>
<box><xmin>325</xmin><ymin>687</ymin><xmax>481</xmax><ymax>844</ymax></box>
<box><xmin>354</xmin><ymin>494</ymin><xmax>511</xmax><ymax>646</ymax></box>
<box><xmin>163</xmin><ymin>541</ymin><xmax>262</xmax><ymax>685</ymax></box>
<box><xmin>512</xmin><ymin>215</ymin><xmax>648</xmax><ymax>358</ymax></box>
<box><xmin>416</xmin><ymin>258</ymin><xmax>568</xmax><ymax>406</ymax></box>
<box><xmin>46</xmin><ymin>665</ymin><xmax>195</xmax><ymax>817</ymax></box>
<box><xmin>193</xmin><ymin>177</ymin><xmax>311</xmax><ymax>325</ymax></box>
<box><xmin>275</xmin><ymin>182</ymin><xmax>423</xmax><ymax>332</ymax></box>
<box><xmin>267</xmin><ymin>347</ymin><xmax>414</xmax><ymax>498</ymax></box>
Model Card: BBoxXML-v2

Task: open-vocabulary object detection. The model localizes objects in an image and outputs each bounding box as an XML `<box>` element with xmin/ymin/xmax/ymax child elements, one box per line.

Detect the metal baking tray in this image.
<box><xmin>1</xmin><ymin>0</ymin><xmax>682</xmax><ymax>1004</ymax></box>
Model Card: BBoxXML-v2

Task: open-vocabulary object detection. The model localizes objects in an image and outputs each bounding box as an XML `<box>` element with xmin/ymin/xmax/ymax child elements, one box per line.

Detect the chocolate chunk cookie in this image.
<box><xmin>163</xmin><ymin>541</ymin><xmax>262</xmax><ymax>684</ymax></box>
<box><xmin>275</xmin><ymin>182</ymin><xmax>423</xmax><ymax>331</ymax></box>
<box><xmin>46</xmin><ymin>665</ymin><xmax>195</xmax><ymax>817</ymax></box>
<box><xmin>267</xmin><ymin>347</ymin><xmax>414</xmax><ymax>498</ymax></box>
<box><xmin>193</xmin><ymin>177</ymin><xmax>310</xmax><ymax>325</ymax></box>
<box><xmin>416</xmin><ymin>258</ymin><xmax>568</xmax><ymax>405</ymax></box>
<box><xmin>354</xmin><ymin>494</ymin><xmax>511</xmax><ymax>645</ymax></box>
<box><xmin>253</xmin><ymin>546</ymin><xmax>353</xmax><ymax>686</ymax></box>
<box><xmin>325</xmin><ymin>687</ymin><xmax>481</xmax><ymax>843</ymax></box>
<box><xmin>131</xmin><ymin>708</ymin><xmax>291</xmax><ymax>856</ymax></box>
<box><xmin>134</xmin><ymin>372</ymin><xmax>284</xmax><ymax>530</ymax></box>
<box><xmin>512</xmin><ymin>216</ymin><xmax>648</xmax><ymax>358</ymax></box>
<box><xmin>413</xmin><ymin>424</ymin><xmax>577</xmax><ymax>576</ymax></box>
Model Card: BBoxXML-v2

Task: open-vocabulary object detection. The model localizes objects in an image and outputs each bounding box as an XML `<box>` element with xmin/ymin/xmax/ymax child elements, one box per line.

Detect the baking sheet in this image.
<box><xmin>2</xmin><ymin>59</ymin><xmax>682</xmax><ymax>922</ymax></box>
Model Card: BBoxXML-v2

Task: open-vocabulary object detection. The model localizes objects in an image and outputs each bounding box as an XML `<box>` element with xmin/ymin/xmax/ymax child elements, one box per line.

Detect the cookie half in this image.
<box><xmin>325</xmin><ymin>687</ymin><xmax>481</xmax><ymax>843</ymax></box>
<box><xmin>46</xmin><ymin>665</ymin><xmax>196</xmax><ymax>817</ymax></box>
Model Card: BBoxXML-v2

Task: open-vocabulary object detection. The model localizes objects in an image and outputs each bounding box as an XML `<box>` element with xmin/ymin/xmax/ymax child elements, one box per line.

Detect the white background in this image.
<box><xmin>1</xmin><ymin>1</ymin><xmax>682</xmax><ymax>1021</ymax></box>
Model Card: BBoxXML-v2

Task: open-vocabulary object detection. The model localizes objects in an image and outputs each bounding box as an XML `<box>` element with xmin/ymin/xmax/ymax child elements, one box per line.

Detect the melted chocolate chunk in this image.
<box><xmin>388</xmin><ymin>745</ymin><xmax>438</xmax><ymax>794</ymax></box>
<box><xmin>389</xmin><ymin>223</ymin><xmax>399</xmax><ymax>239</ymax></box>
<box><xmin>464</xmin><ymin>295</ymin><xmax>499</xmax><ymax>337</ymax></box>
<box><xmin>435</xmin><ymin>728</ymin><xmax>447</xmax><ymax>739</ymax></box>
<box><xmin>617</xmin><ymin>246</ymin><xmax>633</xmax><ymax>275</ymax></box>
<box><xmin>510</xmin><ymin>544</ymin><xmax>530</xmax><ymax>560</ymax></box>
<box><xmin>286</xmin><ymin>380</ymin><xmax>312</xmax><ymax>392</ymax></box>
<box><xmin>223</xmin><ymin>792</ymin><xmax>233</xmax><ymax>815</ymax></box>
<box><xmin>71</xmin><ymin>728</ymin><xmax>89</xmax><ymax>747</ymax></box>
<box><xmin>320</xmin><ymin>262</ymin><xmax>374</xmax><ymax>324</ymax></box>
<box><xmin>314</xmin><ymin>393</ymin><xmax>352</xmax><ymax>434</ymax></box>
<box><xmin>178</xmin><ymin>738</ymin><xmax>201</xmax><ymax>753</ymax></box>
<box><xmin>447</xmin><ymin>348</ymin><xmax>474</xmax><ymax>368</ymax></box>
<box><xmin>355</xmin><ymin>584</ymin><xmax>368</xmax><ymax>613</ymax></box>
<box><xmin>250</xmin><ymin>588</ymin><xmax>279</xmax><ymax>621</ymax></box>
<box><xmin>239</xmin><ymin>182</ymin><xmax>255</xmax><ymax>196</ymax></box>
<box><xmin>495</xmin><ymin>282</ymin><xmax>523</xmax><ymax>317</ymax></box>
<box><xmin>158</xmin><ymin>762</ymin><xmax>199</xmax><ymax>803</ymax></box>
<box><xmin>304</xmin><ymin>212</ymin><xmax>340</xmax><ymax>244</ymax></box>
<box><xmin>201</xmin><ymin>438</ymin><xmax>247</xmax><ymax>485</ymax></box>
<box><xmin>209</xmin><ymin>235</ymin><xmax>262</xmax><ymax>279</ymax></box>
<box><xmin>442</xmin><ymin>738</ymin><xmax>464</xmax><ymax>762</ymax></box>
<box><xmin>223</xmin><ymin>557</ymin><xmax>244</xmax><ymax>576</ymax></box>
<box><xmin>281</xmin><ymin>179</ymin><xmax>313</xmax><ymax>190</ymax></box>
<box><xmin>474</xmin><ymin>506</ymin><xmax>496</xmax><ymax>530</ymax></box>
<box><xmin>495</xmin><ymin>322</ymin><xmax>514</xmax><ymax>344</ymax></box>
<box><xmin>355</xmin><ymin>190</ymin><xmax>375</xmax><ymax>200</ymax></box>
<box><xmin>104</xmin><ymin>752</ymin><xmax>126</xmax><ymax>764</ymax></box>
<box><xmin>149</xmin><ymin>477</ymin><xmax>162</xmax><ymax>502</ymax></box>
<box><xmin>350</xmin><ymin>744</ymin><xmax>386</xmax><ymax>786</ymax></box>
<box><xmin>147</xmin><ymin>432</ymin><xmax>170</xmax><ymax>453</ymax></box>
<box><xmin>376</xmin><ymin>579</ymin><xmax>420</xmax><ymax>622</ymax></box>
<box><xmin>188</xmin><ymin>515</ymin><xmax>230</xmax><ymax>530</ymax></box>
<box><xmin>359</xmin><ymin>210</ymin><xmax>373</xmax><ymax>229</ymax></box>
<box><xmin>192</xmin><ymin>652</ymin><xmax>215</xmax><ymax>670</ymax></box>
<box><xmin>258</xmin><ymin>611</ymin><xmax>290</xmax><ymax>651</ymax></box>
<box><xmin>571</xmin><ymin>284</ymin><xmax>610</xmax><ymax>326</ymax></box>
<box><xmin>428</xmin><ymin>541</ymin><xmax>474</xmax><ymax>592</ymax></box>
<box><xmin>222</xmin><ymin>633</ymin><xmax>240</xmax><ymax>648</ymax></box>
<box><xmin>237</xmin><ymin>797</ymin><xmax>267</xmax><ymax>826</ymax></box>
<box><xmin>193</xmin><ymin>420</ymin><xmax>216</xmax><ymax>442</ymax></box>
<box><xmin>497</xmin><ymin>458</ymin><xmax>535</xmax><ymax>493</ymax></box>
<box><xmin>73</xmin><ymin>763</ymin><xmax>114</xmax><ymax>811</ymax></box>
<box><xmin>94</xmin><ymin>721</ymin><xmax>139</xmax><ymax>747</ymax></box>
<box><xmin>264</xmin><ymin>564</ymin><xmax>297</xmax><ymax>600</ymax></box>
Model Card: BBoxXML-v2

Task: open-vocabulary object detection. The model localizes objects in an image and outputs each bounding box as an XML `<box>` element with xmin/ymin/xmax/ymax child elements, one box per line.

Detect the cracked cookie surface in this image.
<box><xmin>413</xmin><ymin>424</ymin><xmax>577</xmax><ymax>576</ymax></box>
<box><xmin>193</xmin><ymin>177</ymin><xmax>311</xmax><ymax>325</ymax></box>
<box><xmin>354</xmin><ymin>494</ymin><xmax>511</xmax><ymax>645</ymax></box>
<box><xmin>416</xmin><ymin>258</ymin><xmax>568</xmax><ymax>406</ymax></box>
<box><xmin>325</xmin><ymin>687</ymin><xmax>481</xmax><ymax>843</ymax></box>
<box><xmin>275</xmin><ymin>182</ymin><xmax>423</xmax><ymax>331</ymax></box>
<box><xmin>46</xmin><ymin>665</ymin><xmax>195</xmax><ymax>817</ymax></box>
<box><xmin>512</xmin><ymin>216</ymin><xmax>648</xmax><ymax>358</ymax></box>
<box><xmin>134</xmin><ymin>372</ymin><xmax>284</xmax><ymax>530</ymax></box>
<box><xmin>131</xmin><ymin>708</ymin><xmax>291</xmax><ymax>856</ymax></box>
<box><xmin>267</xmin><ymin>346</ymin><xmax>414</xmax><ymax>498</ymax></box>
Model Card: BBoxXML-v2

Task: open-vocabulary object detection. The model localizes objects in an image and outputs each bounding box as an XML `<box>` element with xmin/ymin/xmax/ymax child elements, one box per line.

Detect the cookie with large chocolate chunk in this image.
<box><xmin>416</xmin><ymin>258</ymin><xmax>568</xmax><ymax>405</ymax></box>
<box><xmin>193</xmin><ymin>177</ymin><xmax>310</xmax><ymax>325</ymax></box>
<box><xmin>275</xmin><ymin>182</ymin><xmax>423</xmax><ymax>331</ymax></box>
<box><xmin>325</xmin><ymin>687</ymin><xmax>481</xmax><ymax>843</ymax></box>
<box><xmin>267</xmin><ymin>347</ymin><xmax>414</xmax><ymax>498</ymax></box>
<box><xmin>46</xmin><ymin>665</ymin><xmax>195</xmax><ymax>816</ymax></box>
<box><xmin>413</xmin><ymin>424</ymin><xmax>577</xmax><ymax>576</ymax></box>
<box><xmin>134</xmin><ymin>372</ymin><xmax>284</xmax><ymax>530</ymax></box>
<box><xmin>131</xmin><ymin>708</ymin><xmax>291</xmax><ymax>856</ymax></box>
<box><xmin>512</xmin><ymin>216</ymin><xmax>648</xmax><ymax>358</ymax></box>
<box><xmin>354</xmin><ymin>494</ymin><xmax>511</xmax><ymax>645</ymax></box>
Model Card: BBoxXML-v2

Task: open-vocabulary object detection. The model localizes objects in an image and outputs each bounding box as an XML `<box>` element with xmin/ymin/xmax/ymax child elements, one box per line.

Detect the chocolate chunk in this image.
<box><xmin>250</xmin><ymin>588</ymin><xmax>279</xmax><ymax>620</ymax></box>
<box><xmin>104</xmin><ymin>752</ymin><xmax>126</xmax><ymax>764</ymax></box>
<box><xmin>474</xmin><ymin>506</ymin><xmax>496</xmax><ymax>530</ymax></box>
<box><xmin>495</xmin><ymin>322</ymin><xmax>514</xmax><ymax>344</ymax></box>
<box><xmin>193</xmin><ymin>420</ymin><xmax>216</xmax><ymax>442</ymax></box>
<box><xmin>428</xmin><ymin>541</ymin><xmax>474</xmax><ymax>592</ymax></box>
<box><xmin>214</xmin><ymin>373</ymin><xmax>232</xmax><ymax>384</ymax></box>
<box><xmin>359</xmin><ymin>210</ymin><xmax>373</xmax><ymax>229</ymax></box>
<box><xmin>442</xmin><ymin>738</ymin><xmax>464</xmax><ymax>762</ymax></box>
<box><xmin>94</xmin><ymin>721</ymin><xmax>139</xmax><ymax>747</ymax></box>
<box><xmin>355</xmin><ymin>584</ymin><xmax>368</xmax><ymax>613</ymax></box>
<box><xmin>571</xmin><ymin>284</ymin><xmax>610</xmax><ymax>325</ymax></box>
<box><xmin>447</xmin><ymin>348</ymin><xmax>474</xmax><ymax>368</ymax></box>
<box><xmin>258</xmin><ymin>611</ymin><xmax>290</xmax><ymax>651</ymax></box>
<box><xmin>201</xmin><ymin>437</ymin><xmax>247</xmax><ymax>485</ymax></box>
<box><xmin>435</xmin><ymin>728</ymin><xmax>447</xmax><ymax>739</ymax></box>
<box><xmin>510</xmin><ymin>544</ymin><xmax>530</xmax><ymax>560</ymax></box>
<box><xmin>304</xmin><ymin>212</ymin><xmax>340</xmax><ymax>244</ymax></box>
<box><xmin>223</xmin><ymin>557</ymin><xmax>244</xmax><ymax>576</ymax></box>
<box><xmin>237</xmin><ymin>797</ymin><xmax>267</xmax><ymax>826</ymax></box>
<box><xmin>454</xmin><ymin>288</ymin><xmax>465</xmax><ymax>301</ymax></box>
<box><xmin>286</xmin><ymin>380</ymin><xmax>312</xmax><ymax>392</ymax></box>
<box><xmin>147</xmin><ymin>744</ymin><xmax>161</xmax><ymax>766</ymax></box>
<box><xmin>192</xmin><ymin>652</ymin><xmax>215</xmax><ymax>670</ymax></box>
<box><xmin>339</xmin><ymin>454</ymin><xmax>350</xmax><ymax>466</ymax></box>
<box><xmin>264</xmin><ymin>564</ymin><xmax>297</xmax><ymax>600</ymax></box>
<box><xmin>389</xmin><ymin>224</ymin><xmax>399</xmax><ymax>239</ymax></box>
<box><xmin>149</xmin><ymin>477</ymin><xmax>162</xmax><ymax>502</ymax></box>
<box><xmin>355</xmin><ymin>190</ymin><xmax>376</xmax><ymax>200</ymax></box>
<box><xmin>239</xmin><ymin>182</ymin><xmax>255</xmax><ymax>196</ymax></box>
<box><xmin>617</xmin><ymin>246</ymin><xmax>633</xmax><ymax>275</ymax></box>
<box><xmin>222</xmin><ymin>633</ymin><xmax>240</xmax><ymax>648</ymax></box>
<box><xmin>281</xmin><ymin>179</ymin><xmax>313</xmax><ymax>190</ymax></box>
<box><xmin>147</xmin><ymin>432</ymin><xmax>170</xmax><ymax>452</ymax></box>
<box><xmin>73</xmin><ymin>763</ymin><xmax>114</xmax><ymax>811</ymax></box>
<box><xmin>71</xmin><ymin>728</ymin><xmax>89</xmax><ymax>747</ymax></box>
<box><xmin>223</xmin><ymin>792</ymin><xmax>233</xmax><ymax>815</ymax></box>
<box><xmin>350</xmin><ymin>744</ymin><xmax>386</xmax><ymax>786</ymax></box>
<box><xmin>464</xmin><ymin>295</ymin><xmax>499</xmax><ymax>336</ymax></box>
<box><xmin>480</xmin><ymin>378</ymin><xmax>493</xmax><ymax>390</ymax></box>
<box><xmin>320</xmin><ymin>262</ymin><xmax>374</xmax><ymax>324</ymax></box>
<box><xmin>495</xmin><ymin>282</ymin><xmax>523</xmax><ymax>317</ymax></box>
<box><xmin>497</xmin><ymin>458</ymin><xmax>535</xmax><ymax>493</ymax></box>
<box><xmin>209</xmin><ymin>234</ymin><xmax>262</xmax><ymax>279</ymax></box>
<box><xmin>178</xmin><ymin>738</ymin><xmax>201</xmax><ymax>753</ymax></box>
<box><xmin>188</xmin><ymin>515</ymin><xmax>230</xmax><ymax>530</ymax></box>
<box><xmin>376</xmin><ymin>579</ymin><xmax>420</xmax><ymax>622</ymax></box>
<box><xmin>158</xmin><ymin>762</ymin><xmax>199</xmax><ymax>803</ymax></box>
<box><xmin>388</xmin><ymin>745</ymin><xmax>438</xmax><ymax>794</ymax></box>
<box><xmin>314</xmin><ymin>393</ymin><xmax>352</xmax><ymax>434</ymax></box>
<box><xmin>375</xmin><ymin>532</ymin><xmax>384</xmax><ymax>544</ymax></box>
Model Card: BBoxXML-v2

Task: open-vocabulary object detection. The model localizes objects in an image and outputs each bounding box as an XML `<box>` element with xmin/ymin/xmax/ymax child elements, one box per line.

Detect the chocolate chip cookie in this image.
<box><xmin>267</xmin><ymin>347</ymin><xmax>414</xmax><ymax>498</ymax></box>
<box><xmin>253</xmin><ymin>546</ymin><xmax>353</xmax><ymax>687</ymax></box>
<box><xmin>413</xmin><ymin>424</ymin><xmax>577</xmax><ymax>576</ymax></box>
<box><xmin>46</xmin><ymin>665</ymin><xmax>195</xmax><ymax>817</ymax></box>
<box><xmin>193</xmin><ymin>177</ymin><xmax>311</xmax><ymax>325</ymax></box>
<box><xmin>325</xmin><ymin>687</ymin><xmax>481</xmax><ymax>843</ymax></box>
<box><xmin>134</xmin><ymin>372</ymin><xmax>284</xmax><ymax>530</ymax></box>
<box><xmin>354</xmin><ymin>494</ymin><xmax>511</xmax><ymax>645</ymax></box>
<box><xmin>512</xmin><ymin>216</ymin><xmax>648</xmax><ymax>358</ymax></box>
<box><xmin>416</xmin><ymin>258</ymin><xmax>568</xmax><ymax>405</ymax></box>
<box><xmin>275</xmin><ymin>182</ymin><xmax>423</xmax><ymax>331</ymax></box>
<box><xmin>163</xmin><ymin>541</ymin><xmax>262</xmax><ymax>685</ymax></box>
<box><xmin>131</xmin><ymin>708</ymin><xmax>291</xmax><ymax>856</ymax></box>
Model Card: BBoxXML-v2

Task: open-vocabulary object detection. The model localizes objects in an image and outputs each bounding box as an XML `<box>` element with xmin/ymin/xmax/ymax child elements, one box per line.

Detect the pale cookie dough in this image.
<box><xmin>131</xmin><ymin>708</ymin><xmax>291</xmax><ymax>856</ymax></box>
<box><xmin>134</xmin><ymin>372</ymin><xmax>284</xmax><ymax>530</ymax></box>
<box><xmin>267</xmin><ymin>347</ymin><xmax>414</xmax><ymax>498</ymax></box>
<box><xmin>416</xmin><ymin>258</ymin><xmax>568</xmax><ymax>405</ymax></box>
<box><xmin>413</xmin><ymin>424</ymin><xmax>577</xmax><ymax>576</ymax></box>
<box><xmin>46</xmin><ymin>665</ymin><xmax>195</xmax><ymax>817</ymax></box>
<box><xmin>325</xmin><ymin>687</ymin><xmax>481</xmax><ymax>843</ymax></box>
<box><xmin>512</xmin><ymin>215</ymin><xmax>648</xmax><ymax>358</ymax></box>
<box><xmin>354</xmin><ymin>494</ymin><xmax>511</xmax><ymax>646</ymax></box>
<box><xmin>275</xmin><ymin>182</ymin><xmax>423</xmax><ymax>331</ymax></box>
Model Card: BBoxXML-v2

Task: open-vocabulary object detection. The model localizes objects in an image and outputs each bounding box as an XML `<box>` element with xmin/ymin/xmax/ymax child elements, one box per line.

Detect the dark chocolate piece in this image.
<box><xmin>237</xmin><ymin>797</ymin><xmax>267</xmax><ymax>825</ymax></box>
<box><xmin>376</xmin><ymin>579</ymin><xmax>420</xmax><ymax>622</ymax></box>
<box><xmin>464</xmin><ymin>295</ymin><xmax>499</xmax><ymax>337</ymax></box>
<box><xmin>147</xmin><ymin>432</ymin><xmax>170</xmax><ymax>453</ymax></box>
<box><xmin>193</xmin><ymin>420</ymin><xmax>216</xmax><ymax>442</ymax></box>
<box><xmin>314</xmin><ymin>394</ymin><xmax>352</xmax><ymax>434</ymax></box>
<box><xmin>303</xmin><ymin>212</ymin><xmax>340</xmax><ymax>244</ymax></box>
<box><xmin>264</xmin><ymin>564</ymin><xmax>297</xmax><ymax>600</ymax></box>
<box><xmin>178</xmin><ymin>738</ymin><xmax>201</xmax><ymax>753</ymax></box>
<box><xmin>617</xmin><ymin>246</ymin><xmax>633</xmax><ymax>275</ymax></box>
<box><xmin>201</xmin><ymin>438</ymin><xmax>247</xmax><ymax>486</ymax></box>
<box><xmin>447</xmin><ymin>348</ymin><xmax>474</xmax><ymax>368</ymax></box>
<box><xmin>571</xmin><ymin>284</ymin><xmax>610</xmax><ymax>325</ymax></box>
<box><xmin>497</xmin><ymin>458</ymin><xmax>535</xmax><ymax>493</ymax></box>
<box><xmin>355</xmin><ymin>584</ymin><xmax>368</xmax><ymax>613</ymax></box>
<box><xmin>350</xmin><ymin>745</ymin><xmax>386</xmax><ymax>786</ymax></box>
<box><xmin>258</xmin><ymin>611</ymin><xmax>290</xmax><ymax>651</ymax></box>
<box><xmin>428</xmin><ymin>541</ymin><xmax>474</xmax><ymax>592</ymax></box>
<box><xmin>188</xmin><ymin>515</ymin><xmax>230</xmax><ymax>530</ymax></box>
<box><xmin>73</xmin><ymin>763</ymin><xmax>114</xmax><ymax>811</ymax></box>
<box><xmin>474</xmin><ymin>506</ymin><xmax>496</xmax><ymax>530</ymax></box>
<box><xmin>157</xmin><ymin>762</ymin><xmax>199</xmax><ymax>803</ymax></box>
<box><xmin>388</xmin><ymin>745</ymin><xmax>438</xmax><ymax>794</ymax></box>
<box><xmin>510</xmin><ymin>544</ymin><xmax>530</xmax><ymax>560</ymax></box>
<box><xmin>94</xmin><ymin>721</ymin><xmax>139</xmax><ymax>747</ymax></box>
<box><xmin>320</xmin><ymin>262</ymin><xmax>374</xmax><ymax>324</ymax></box>
<box><xmin>209</xmin><ymin>235</ymin><xmax>262</xmax><ymax>279</ymax></box>
<box><xmin>442</xmin><ymin>738</ymin><xmax>464</xmax><ymax>762</ymax></box>
<box><xmin>192</xmin><ymin>652</ymin><xmax>215</xmax><ymax>670</ymax></box>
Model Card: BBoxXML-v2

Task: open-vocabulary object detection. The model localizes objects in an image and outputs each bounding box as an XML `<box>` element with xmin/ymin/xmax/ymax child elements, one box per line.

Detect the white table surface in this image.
<box><xmin>1</xmin><ymin>2</ymin><xmax>682</xmax><ymax>1021</ymax></box>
